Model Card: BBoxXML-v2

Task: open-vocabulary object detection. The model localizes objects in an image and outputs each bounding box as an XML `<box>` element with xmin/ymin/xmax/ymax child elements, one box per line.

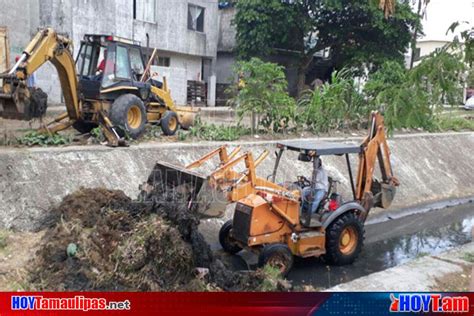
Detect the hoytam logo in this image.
<box><xmin>11</xmin><ymin>295</ymin><xmax>131</xmax><ymax>311</ymax></box>
<box><xmin>390</xmin><ymin>294</ymin><xmax>469</xmax><ymax>313</ymax></box>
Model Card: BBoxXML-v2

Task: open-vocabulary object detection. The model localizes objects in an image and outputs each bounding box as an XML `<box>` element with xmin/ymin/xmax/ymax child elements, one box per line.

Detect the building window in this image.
<box><xmin>157</xmin><ymin>56</ymin><xmax>170</xmax><ymax>67</ymax></box>
<box><xmin>188</xmin><ymin>4</ymin><xmax>205</xmax><ymax>32</ymax></box>
<box><xmin>133</xmin><ymin>0</ymin><xmax>156</xmax><ymax>23</ymax></box>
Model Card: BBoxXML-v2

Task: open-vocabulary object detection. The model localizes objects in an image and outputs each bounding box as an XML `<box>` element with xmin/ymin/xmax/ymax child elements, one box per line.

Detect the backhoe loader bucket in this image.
<box><xmin>0</xmin><ymin>79</ymin><xmax>48</xmax><ymax>120</ymax></box>
<box><xmin>175</xmin><ymin>106</ymin><xmax>200</xmax><ymax>130</ymax></box>
<box><xmin>140</xmin><ymin>161</ymin><xmax>227</xmax><ymax>218</ymax></box>
<box><xmin>372</xmin><ymin>180</ymin><xmax>397</xmax><ymax>209</ymax></box>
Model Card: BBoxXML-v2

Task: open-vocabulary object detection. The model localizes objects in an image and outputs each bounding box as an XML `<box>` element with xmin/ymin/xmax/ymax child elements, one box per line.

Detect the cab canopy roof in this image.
<box><xmin>83</xmin><ymin>34</ymin><xmax>141</xmax><ymax>46</ymax></box>
<box><xmin>277</xmin><ymin>140</ymin><xmax>361</xmax><ymax>156</ymax></box>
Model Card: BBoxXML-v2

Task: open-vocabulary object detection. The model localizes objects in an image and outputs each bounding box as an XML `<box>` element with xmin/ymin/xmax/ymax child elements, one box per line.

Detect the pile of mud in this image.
<box><xmin>28</xmin><ymin>188</ymin><xmax>286</xmax><ymax>291</ymax></box>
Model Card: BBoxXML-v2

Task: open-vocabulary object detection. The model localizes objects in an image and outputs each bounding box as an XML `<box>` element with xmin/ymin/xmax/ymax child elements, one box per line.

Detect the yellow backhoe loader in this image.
<box><xmin>143</xmin><ymin>111</ymin><xmax>399</xmax><ymax>275</ymax></box>
<box><xmin>0</xmin><ymin>28</ymin><xmax>197</xmax><ymax>146</ymax></box>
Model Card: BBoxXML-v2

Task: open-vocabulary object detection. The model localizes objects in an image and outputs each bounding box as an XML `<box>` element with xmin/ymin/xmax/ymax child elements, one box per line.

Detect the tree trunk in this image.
<box><xmin>296</xmin><ymin>68</ymin><xmax>306</xmax><ymax>97</ymax></box>
<box><xmin>296</xmin><ymin>56</ymin><xmax>313</xmax><ymax>97</ymax></box>
<box><xmin>409</xmin><ymin>0</ymin><xmax>423</xmax><ymax>69</ymax></box>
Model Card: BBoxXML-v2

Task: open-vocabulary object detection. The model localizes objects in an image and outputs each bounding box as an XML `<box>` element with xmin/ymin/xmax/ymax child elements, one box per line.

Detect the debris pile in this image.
<box><xmin>28</xmin><ymin>187</ymin><xmax>288</xmax><ymax>291</ymax></box>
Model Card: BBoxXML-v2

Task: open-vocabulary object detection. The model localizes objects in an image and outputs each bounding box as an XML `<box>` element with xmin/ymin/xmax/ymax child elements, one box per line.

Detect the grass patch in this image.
<box><xmin>17</xmin><ymin>131</ymin><xmax>71</xmax><ymax>146</ymax></box>
<box><xmin>437</xmin><ymin>117</ymin><xmax>474</xmax><ymax>131</ymax></box>
<box><xmin>462</xmin><ymin>252</ymin><xmax>474</xmax><ymax>263</ymax></box>
<box><xmin>0</xmin><ymin>231</ymin><xmax>9</xmax><ymax>250</ymax></box>
<box><xmin>416</xmin><ymin>251</ymin><xmax>430</xmax><ymax>259</ymax></box>
<box><xmin>189</xmin><ymin>118</ymin><xmax>250</xmax><ymax>141</ymax></box>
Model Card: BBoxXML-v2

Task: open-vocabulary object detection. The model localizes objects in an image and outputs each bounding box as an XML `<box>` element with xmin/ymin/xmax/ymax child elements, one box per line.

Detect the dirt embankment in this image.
<box><xmin>25</xmin><ymin>187</ymin><xmax>287</xmax><ymax>291</ymax></box>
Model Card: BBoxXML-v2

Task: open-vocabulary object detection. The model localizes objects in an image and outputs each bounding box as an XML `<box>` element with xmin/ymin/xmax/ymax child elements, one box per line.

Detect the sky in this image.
<box><xmin>419</xmin><ymin>0</ymin><xmax>474</xmax><ymax>42</ymax></box>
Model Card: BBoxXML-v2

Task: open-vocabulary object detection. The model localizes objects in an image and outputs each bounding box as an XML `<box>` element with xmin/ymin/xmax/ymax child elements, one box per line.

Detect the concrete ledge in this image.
<box><xmin>0</xmin><ymin>132</ymin><xmax>473</xmax><ymax>230</ymax></box>
<box><xmin>327</xmin><ymin>242</ymin><xmax>474</xmax><ymax>291</ymax></box>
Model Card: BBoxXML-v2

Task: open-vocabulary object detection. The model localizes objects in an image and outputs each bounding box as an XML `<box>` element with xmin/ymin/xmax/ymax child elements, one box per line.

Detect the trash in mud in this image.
<box><xmin>28</xmin><ymin>187</ymin><xmax>290</xmax><ymax>291</ymax></box>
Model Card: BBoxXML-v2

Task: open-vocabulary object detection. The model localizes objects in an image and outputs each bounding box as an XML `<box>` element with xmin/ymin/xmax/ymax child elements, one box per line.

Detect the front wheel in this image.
<box><xmin>258</xmin><ymin>243</ymin><xmax>294</xmax><ymax>277</ymax></box>
<box><xmin>323</xmin><ymin>212</ymin><xmax>364</xmax><ymax>265</ymax></box>
<box><xmin>161</xmin><ymin>111</ymin><xmax>179</xmax><ymax>136</ymax></box>
<box><xmin>219</xmin><ymin>220</ymin><xmax>242</xmax><ymax>254</ymax></box>
<box><xmin>109</xmin><ymin>94</ymin><xmax>147</xmax><ymax>139</ymax></box>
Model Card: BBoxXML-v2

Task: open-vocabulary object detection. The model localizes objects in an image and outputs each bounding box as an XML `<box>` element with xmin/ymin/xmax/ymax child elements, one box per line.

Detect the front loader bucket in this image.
<box><xmin>140</xmin><ymin>161</ymin><xmax>227</xmax><ymax>218</ymax></box>
<box><xmin>176</xmin><ymin>106</ymin><xmax>200</xmax><ymax>130</ymax></box>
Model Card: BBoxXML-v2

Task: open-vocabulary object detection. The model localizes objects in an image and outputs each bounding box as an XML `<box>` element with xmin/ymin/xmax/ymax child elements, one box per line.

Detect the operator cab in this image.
<box><xmin>272</xmin><ymin>140</ymin><xmax>362</xmax><ymax>223</ymax></box>
<box><xmin>75</xmin><ymin>34</ymin><xmax>149</xmax><ymax>100</ymax></box>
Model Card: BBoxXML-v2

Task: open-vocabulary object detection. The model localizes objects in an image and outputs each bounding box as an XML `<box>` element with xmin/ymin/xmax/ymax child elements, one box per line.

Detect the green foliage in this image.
<box><xmin>17</xmin><ymin>131</ymin><xmax>71</xmax><ymax>146</ymax></box>
<box><xmin>364</xmin><ymin>50</ymin><xmax>466</xmax><ymax>132</ymax></box>
<box><xmin>436</xmin><ymin>117</ymin><xmax>474</xmax><ymax>132</ymax></box>
<box><xmin>90</xmin><ymin>127</ymin><xmax>105</xmax><ymax>142</ymax></box>
<box><xmin>0</xmin><ymin>231</ymin><xmax>8</xmax><ymax>250</ymax></box>
<box><xmin>234</xmin><ymin>0</ymin><xmax>301</xmax><ymax>60</ymax></box>
<box><xmin>462</xmin><ymin>252</ymin><xmax>474</xmax><ymax>263</ymax></box>
<box><xmin>447</xmin><ymin>21</ymin><xmax>473</xmax><ymax>66</ymax></box>
<box><xmin>229</xmin><ymin>58</ymin><xmax>296</xmax><ymax>132</ymax></box>
<box><xmin>411</xmin><ymin>47</ymin><xmax>466</xmax><ymax>106</ymax></box>
<box><xmin>189</xmin><ymin>118</ymin><xmax>250</xmax><ymax>141</ymax></box>
<box><xmin>365</xmin><ymin>61</ymin><xmax>434</xmax><ymax>132</ymax></box>
<box><xmin>257</xmin><ymin>265</ymin><xmax>288</xmax><ymax>291</ymax></box>
<box><xmin>235</xmin><ymin>0</ymin><xmax>420</xmax><ymax>77</ymax></box>
<box><xmin>298</xmin><ymin>69</ymin><xmax>367</xmax><ymax>132</ymax></box>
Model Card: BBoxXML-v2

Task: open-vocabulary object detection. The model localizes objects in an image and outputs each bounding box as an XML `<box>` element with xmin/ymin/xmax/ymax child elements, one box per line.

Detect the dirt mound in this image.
<box><xmin>28</xmin><ymin>187</ymin><xmax>286</xmax><ymax>291</ymax></box>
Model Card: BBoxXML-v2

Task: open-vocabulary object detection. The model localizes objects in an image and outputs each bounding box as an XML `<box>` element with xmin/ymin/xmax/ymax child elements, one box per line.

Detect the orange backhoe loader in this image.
<box><xmin>144</xmin><ymin>111</ymin><xmax>399</xmax><ymax>275</ymax></box>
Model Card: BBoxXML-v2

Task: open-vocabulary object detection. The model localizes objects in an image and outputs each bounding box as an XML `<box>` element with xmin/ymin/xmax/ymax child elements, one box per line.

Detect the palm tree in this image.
<box><xmin>378</xmin><ymin>0</ymin><xmax>396</xmax><ymax>17</ymax></box>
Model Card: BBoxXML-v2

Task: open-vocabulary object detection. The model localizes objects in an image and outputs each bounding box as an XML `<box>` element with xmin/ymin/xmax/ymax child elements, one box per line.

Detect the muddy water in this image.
<box><xmin>223</xmin><ymin>203</ymin><xmax>474</xmax><ymax>289</ymax></box>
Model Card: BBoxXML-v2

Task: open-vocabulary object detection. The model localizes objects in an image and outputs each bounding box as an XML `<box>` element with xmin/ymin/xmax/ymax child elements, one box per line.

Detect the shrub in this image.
<box><xmin>364</xmin><ymin>61</ymin><xmax>434</xmax><ymax>132</ymax></box>
<box><xmin>189</xmin><ymin>118</ymin><xmax>250</xmax><ymax>141</ymax></box>
<box><xmin>411</xmin><ymin>48</ymin><xmax>466</xmax><ymax>106</ymax></box>
<box><xmin>228</xmin><ymin>58</ymin><xmax>297</xmax><ymax>132</ymax></box>
<box><xmin>17</xmin><ymin>131</ymin><xmax>71</xmax><ymax>146</ymax></box>
<box><xmin>298</xmin><ymin>69</ymin><xmax>367</xmax><ymax>133</ymax></box>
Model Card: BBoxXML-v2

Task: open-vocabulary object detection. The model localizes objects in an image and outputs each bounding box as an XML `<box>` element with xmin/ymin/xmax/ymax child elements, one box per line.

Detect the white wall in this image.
<box><xmin>420</xmin><ymin>0</ymin><xmax>474</xmax><ymax>42</ymax></box>
<box><xmin>151</xmin><ymin>52</ymin><xmax>203</xmax><ymax>105</ymax></box>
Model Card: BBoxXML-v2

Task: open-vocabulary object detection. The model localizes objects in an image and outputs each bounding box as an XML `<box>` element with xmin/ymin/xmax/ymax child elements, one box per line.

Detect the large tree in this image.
<box><xmin>234</xmin><ymin>0</ymin><xmax>420</xmax><ymax>94</ymax></box>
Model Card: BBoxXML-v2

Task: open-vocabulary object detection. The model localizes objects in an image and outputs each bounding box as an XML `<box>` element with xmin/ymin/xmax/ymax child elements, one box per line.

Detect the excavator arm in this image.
<box><xmin>356</xmin><ymin>112</ymin><xmax>400</xmax><ymax>212</ymax></box>
<box><xmin>0</xmin><ymin>28</ymin><xmax>80</xmax><ymax>121</ymax></box>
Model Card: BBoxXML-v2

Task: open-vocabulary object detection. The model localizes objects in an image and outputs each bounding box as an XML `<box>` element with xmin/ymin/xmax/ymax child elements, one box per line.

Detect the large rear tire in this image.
<box><xmin>258</xmin><ymin>243</ymin><xmax>294</xmax><ymax>277</ymax></box>
<box><xmin>323</xmin><ymin>212</ymin><xmax>364</xmax><ymax>265</ymax></box>
<box><xmin>219</xmin><ymin>220</ymin><xmax>242</xmax><ymax>254</ymax></box>
<box><xmin>109</xmin><ymin>94</ymin><xmax>147</xmax><ymax>139</ymax></box>
<box><xmin>161</xmin><ymin>110</ymin><xmax>179</xmax><ymax>136</ymax></box>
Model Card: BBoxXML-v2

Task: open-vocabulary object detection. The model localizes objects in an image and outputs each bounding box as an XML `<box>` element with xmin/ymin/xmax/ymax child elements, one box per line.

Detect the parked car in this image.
<box><xmin>464</xmin><ymin>96</ymin><xmax>474</xmax><ymax>110</ymax></box>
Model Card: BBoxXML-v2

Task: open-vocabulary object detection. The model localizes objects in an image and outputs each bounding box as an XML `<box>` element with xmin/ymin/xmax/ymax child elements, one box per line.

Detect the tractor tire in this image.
<box><xmin>72</xmin><ymin>120</ymin><xmax>98</xmax><ymax>134</ymax></box>
<box><xmin>109</xmin><ymin>94</ymin><xmax>147</xmax><ymax>139</ymax></box>
<box><xmin>161</xmin><ymin>110</ymin><xmax>179</xmax><ymax>136</ymax></box>
<box><xmin>323</xmin><ymin>212</ymin><xmax>364</xmax><ymax>265</ymax></box>
<box><xmin>219</xmin><ymin>220</ymin><xmax>242</xmax><ymax>254</ymax></box>
<box><xmin>258</xmin><ymin>243</ymin><xmax>294</xmax><ymax>277</ymax></box>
